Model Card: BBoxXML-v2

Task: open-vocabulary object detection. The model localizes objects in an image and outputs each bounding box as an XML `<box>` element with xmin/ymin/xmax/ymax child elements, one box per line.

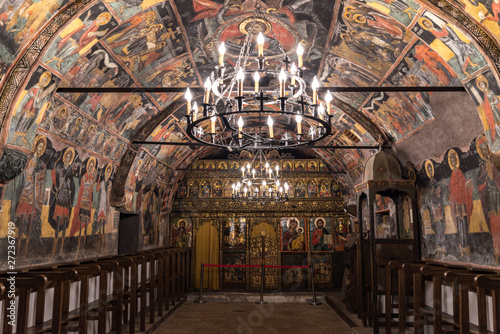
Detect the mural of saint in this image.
<box><xmin>319</xmin><ymin>181</ymin><xmax>330</xmax><ymax>197</ymax></box>
<box><xmin>71</xmin><ymin>157</ymin><xmax>98</xmax><ymax>254</ymax></box>
<box><xmin>11</xmin><ymin>135</ymin><xmax>47</xmax><ymax>257</ymax></box>
<box><xmin>283</xmin><ymin>161</ymin><xmax>293</xmax><ymax>171</ymax></box>
<box><xmin>447</xmin><ymin>149</ymin><xmax>473</xmax><ymax>257</ymax></box>
<box><xmin>230</xmin><ymin>161</ymin><xmax>239</xmax><ymax>170</ymax></box>
<box><xmin>49</xmin><ymin>147</ymin><xmax>77</xmax><ymax>255</ymax></box>
<box><xmin>189</xmin><ymin>181</ymin><xmax>199</xmax><ymax>197</ymax></box>
<box><xmin>92</xmin><ymin>164</ymin><xmax>113</xmax><ymax>251</ymax></box>
<box><xmin>213</xmin><ymin>181</ymin><xmax>222</xmax><ymax>197</ymax></box>
<box><xmin>312</xmin><ymin>255</ymin><xmax>332</xmax><ymax>284</ymax></box>
<box><xmin>307</xmin><ymin>181</ymin><xmax>317</xmax><ymax>197</ymax></box>
<box><xmin>9</xmin><ymin>70</ymin><xmax>57</xmax><ymax>148</ymax></box>
<box><xmin>281</xmin><ymin>217</ymin><xmax>306</xmax><ymax>252</ymax></box>
<box><xmin>310</xmin><ymin>217</ymin><xmax>333</xmax><ymax>251</ymax></box>
<box><xmin>295</xmin><ymin>181</ymin><xmax>306</xmax><ymax>197</ymax></box>
<box><xmin>334</xmin><ymin>218</ymin><xmax>348</xmax><ymax>251</ymax></box>
<box><xmin>172</xmin><ymin>218</ymin><xmax>192</xmax><ymax>247</ymax></box>
<box><xmin>201</xmin><ymin>181</ymin><xmax>211</xmax><ymax>198</ymax></box>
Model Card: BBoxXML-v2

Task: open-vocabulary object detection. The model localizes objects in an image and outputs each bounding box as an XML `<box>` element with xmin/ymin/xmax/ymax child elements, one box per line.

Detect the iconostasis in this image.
<box><xmin>171</xmin><ymin>154</ymin><xmax>350</xmax><ymax>291</ymax></box>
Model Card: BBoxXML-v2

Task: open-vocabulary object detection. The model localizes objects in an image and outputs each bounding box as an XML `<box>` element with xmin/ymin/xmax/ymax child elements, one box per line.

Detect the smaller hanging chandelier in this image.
<box><xmin>232</xmin><ymin>149</ymin><xmax>288</xmax><ymax>203</ymax></box>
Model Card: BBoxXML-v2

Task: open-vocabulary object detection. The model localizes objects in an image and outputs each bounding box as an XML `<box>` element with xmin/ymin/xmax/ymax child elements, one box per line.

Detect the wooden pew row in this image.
<box><xmin>384</xmin><ymin>260</ymin><xmax>500</xmax><ymax>334</ymax></box>
<box><xmin>0</xmin><ymin>247</ymin><xmax>192</xmax><ymax>334</ymax></box>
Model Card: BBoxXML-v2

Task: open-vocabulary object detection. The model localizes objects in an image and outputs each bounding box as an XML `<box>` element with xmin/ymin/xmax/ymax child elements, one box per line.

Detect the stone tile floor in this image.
<box><xmin>152</xmin><ymin>301</ymin><xmax>357</xmax><ymax>334</ymax></box>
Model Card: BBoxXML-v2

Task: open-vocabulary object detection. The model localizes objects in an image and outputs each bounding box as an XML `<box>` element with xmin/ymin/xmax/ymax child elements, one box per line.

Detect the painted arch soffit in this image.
<box><xmin>1</xmin><ymin>0</ymin><xmax>500</xmax><ymax>187</ymax></box>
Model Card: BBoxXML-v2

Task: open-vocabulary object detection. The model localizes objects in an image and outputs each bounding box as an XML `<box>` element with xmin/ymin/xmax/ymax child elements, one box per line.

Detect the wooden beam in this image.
<box><xmin>57</xmin><ymin>86</ymin><xmax>466</xmax><ymax>93</ymax></box>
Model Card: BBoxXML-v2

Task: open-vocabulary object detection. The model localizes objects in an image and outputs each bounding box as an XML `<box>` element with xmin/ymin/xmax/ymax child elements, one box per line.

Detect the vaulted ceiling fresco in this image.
<box><xmin>1</xmin><ymin>0</ymin><xmax>500</xmax><ymax>209</ymax></box>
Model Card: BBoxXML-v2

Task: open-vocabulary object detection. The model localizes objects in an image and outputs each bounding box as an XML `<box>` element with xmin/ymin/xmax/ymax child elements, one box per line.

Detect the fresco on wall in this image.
<box><xmin>172</xmin><ymin>217</ymin><xmax>192</xmax><ymax>247</ymax></box>
<box><xmin>281</xmin><ymin>217</ymin><xmax>306</xmax><ymax>252</ymax></box>
<box><xmin>329</xmin><ymin>1</ymin><xmax>412</xmax><ymax>78</ymax></box>
<box><xmin>417</xmin><ymin>135</ymin><xmax>500</xmax><ymax>266</ymax></box>
<box><xmin>361</xmin><ymin>90</ymin><xmax>434</xmax><ymax>142</ymax></box>
<box><xmin>310</xmin><ymin>217</ymin><xmax>333</xmax><ymax>251</ymax></box>
<box><xmin>449</xmin><ymin>0</ymin><xmax>500</xmax><ymax>45</ymax></box>
<box><xmin>465</xmin><ymin>70</ymin><xmax>500</xmax><ymax>146</ymax></box>
<box><xmin>411</xmin><ymin>11</ymin><xmax>486</xmax><ymax>80</ymax></box>
<box><xmin>104</xmin><ymin>4</ymin><xmax>190</xmax><ymax>85</ymax></box>
<box><xmin>0</xmin><ymin>0</ymin><xmax>70</xmax><ymax>82</ymax></box>
<box><xmin>353</xmin><ymin>0</ymin><xmax>421</xmax><ymax>26</ymax></box>
<box><xmin>321</xmin><ymin>55</ymin><xmax>379</xmax><ymax>109</ymax></box>
<box><xmin>38</xmin><ymin>96</ymin><xmax>127</xmax><ymax>161</ymax></box>
<box><xmin>178</xmin><ymin>0</ymin><xmax>333</xmax><ymax>81</ymax></box>
<box><xmin>0</xmin><ymin>133</ymin><xmax>118</xmax><ymax>269</ymax></box>
<box><xmin>43</xmin><ymin>5</ymin><xmax>118</xmax><ymax>75</ymax></box>
<box><xmin>7</xmin><ymin>67</ymin><xmax>59</xmax><ymax>149</ymax></box>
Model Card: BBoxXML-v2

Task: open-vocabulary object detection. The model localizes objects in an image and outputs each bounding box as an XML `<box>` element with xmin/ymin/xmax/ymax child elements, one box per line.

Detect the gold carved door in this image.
<box><xmin>249</xmin><ymin>221</ymin><xmax>278</xmax><ymax>290</ymax></box>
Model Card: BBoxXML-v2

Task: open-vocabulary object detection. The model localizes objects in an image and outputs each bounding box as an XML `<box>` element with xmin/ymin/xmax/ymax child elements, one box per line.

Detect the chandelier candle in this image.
<box><xmin>204</xmin><ymin>78</ymin><xmax>211</xmax><ymax>104</ymax></box>
<box><xmin>254</xmin><ymin>72</ymin><xmax>260</xmax><ymax>92</ymax></box>
<box><xmin>268</xmin><ymin>116</ymin><xmax>274</xmax><ymax>138</ymax></box>
<box><xmin>218</xmin><ymin>42</ymin><xmax>225</xmax><ymax>67</ymax></box>
<box><xmin>185</xmin><ymin>88</ymin><xmax>192</xmax><ymax>115</ymax></box>
<box><xmin>297</xmin><ymin>44</ymin><xmax>304</xmax><ymax>68</ymax></box>
<box><xmin>325</xmin><ymin>90</ymin><xmax>332</xmax><ymax>115</ymax></box>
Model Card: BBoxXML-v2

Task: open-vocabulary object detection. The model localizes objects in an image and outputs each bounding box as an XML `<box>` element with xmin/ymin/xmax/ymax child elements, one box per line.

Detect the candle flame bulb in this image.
<box><xmin>253</xmin><ymin>72</ymin><xmax>260</xmax><ymax>92</ymax></box>
<box><xmin>279</xmin><ymin>187</ymin><xmax>283</xmax><ymax>193</ymax></box>
<box><xmin>318</xmin><ymin>103</ymin><xmax>325</xmax><ymax>118</ymax></box>
<box><xmin>204</xmin><ymin>78</ymin><xmax>211</xmax><ymax>104</ymax></box>
<box><xmin>192</xmin><ymin>102</ymin><xmax>198</xmax><ymax>121</ymax></box>
<box><xmin>262</xmin><ymin>180</ymin><xmax>267</xmax><ymax>186</ymax></box>
<box><xmin>279</xmin><ymin>68</ymin><xmax>286</xmax><ymax>97</ymax></box>
<box><xmin>265</xmin><ymin>162</ymin><xmax>269</xmax><ymax>169</ymax></box>
<box><xmin>238</xmin><ymin>116</ymin><xmax>244</xmax><ymax>138</ymax></box>
<box><xmin>285</xmin><ymin>182</ymin><xmax>289</xmax><ymax>191</ymax></box>
<box><xmin>290</xmin><ymin>63</ymin><xmax>297</xmax><ymax>86</ymax></box>
<box><xmin>275</xmin><ymin>164</ymin><xmax>279</xmax><ymax>176</ymax></box>
<box><xmin>241</xmin><ymin>166</ymin><xmax>245</xmax><ymax>177</ymax></box>
<box><xmin>267</xmin><ymin>116</ymin><xmax>274</xmax><ymax>138</ymax></box>
<box><xmin>237</xmin><ymin>68</ymin><xmax>244</xmax><ymax>96</ymax></box>
<box><xmin>210</xmin><ymin>114</ymin><xmax>217</xmax><ymax>133</ymax></box>
<box><xmin>312</xmin><ymin>76</ymin><xmax>319</xmax><ymax>104</ymax></box>
<box><xmin>325</xmin><ymin>90</ymin><xmax>332</xmax><ymax>115</ymax></box>
<box><xmin>257</xmin><ymin>32</ymin><xmax>264</xmax><ymax>57</ymax></box>
<box><xmin>252</xmin><ymin>169</ymin><xmax>256</xmax><ymax>178</ymax></box>
<box><xmin>297</xmin><ymin>44</ymin><xmax>304</xmax><ymax>68</ymax></box>
<box><xmin>218</xmin><ymin>42</ymin><xmax>225</xmax><ymax>66</ymax></box>
<box><xmin>185</xmin><ymin>88</ymin><xmax>192</xmax><ymax>115</ymax></box>
<box><xmin>296</xmin><ymin>114</ymin><xmax>302</xmax><ymax>135</ymax></box>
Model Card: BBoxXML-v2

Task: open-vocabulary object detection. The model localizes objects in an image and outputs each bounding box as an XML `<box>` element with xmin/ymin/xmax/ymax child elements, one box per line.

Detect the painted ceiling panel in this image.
<box><xmin>2</xmin><ymin>0</ymin><xmax>500</xmax><ymax>197</ymax></box>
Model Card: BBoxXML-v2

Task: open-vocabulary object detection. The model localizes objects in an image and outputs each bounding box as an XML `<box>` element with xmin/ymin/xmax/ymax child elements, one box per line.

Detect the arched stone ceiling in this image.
<box><xmin>1</xmin><ymin>0</ymin><xmax>500</xmax><ymax>207</ymax></box>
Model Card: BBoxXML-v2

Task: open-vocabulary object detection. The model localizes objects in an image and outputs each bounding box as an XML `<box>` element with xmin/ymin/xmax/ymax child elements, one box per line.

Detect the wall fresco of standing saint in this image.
<box><xmin>416</xmin><ymin>135</ymin><xmax>500</xmax><ymax>267</ymax></box>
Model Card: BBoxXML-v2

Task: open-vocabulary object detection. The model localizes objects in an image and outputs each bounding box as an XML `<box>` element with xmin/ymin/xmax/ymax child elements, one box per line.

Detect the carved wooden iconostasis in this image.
<box><xmin>171</xmin><ymin>151</ymin><xmax>349</xmax><ymax>291</ymax></box>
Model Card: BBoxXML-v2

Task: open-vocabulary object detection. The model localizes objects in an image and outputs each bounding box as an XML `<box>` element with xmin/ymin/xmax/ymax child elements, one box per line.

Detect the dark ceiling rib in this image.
<box><xmin>132</xmin><ymin>141</ymin><xmax>387</xmax><ymax>150</ymax></box>
<box><xmin>57</xmin><ymin>86</ymin><xmax>466</xmax><ymax>93</ymax></box>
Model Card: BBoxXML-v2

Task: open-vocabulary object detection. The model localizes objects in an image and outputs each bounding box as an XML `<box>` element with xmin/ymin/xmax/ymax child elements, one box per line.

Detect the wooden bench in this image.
<box><xmin>20</xmin><ymin>268</ymin><xmax>77</xmax><ymax>334</ymax></box>
<box><xmin>0</xmin><ymin>275</ymin><xmax>47</xmax><ymax>334</ymax></box>
<box><xmin>475</xmin><ymin>275</ymin><xmax>500</xmax><ymax>334</ymax></box>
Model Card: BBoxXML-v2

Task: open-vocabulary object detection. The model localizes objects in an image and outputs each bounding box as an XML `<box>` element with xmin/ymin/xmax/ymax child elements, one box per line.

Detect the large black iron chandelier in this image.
<box><xmin>184</xmin><ymin>5</ymin><xmax>332</xmax><ymax>151</ymax></box>
<box><xmin>231</xmin><ymin>149</ymin><xmax>288</xmax><ymax>203</ymax></box>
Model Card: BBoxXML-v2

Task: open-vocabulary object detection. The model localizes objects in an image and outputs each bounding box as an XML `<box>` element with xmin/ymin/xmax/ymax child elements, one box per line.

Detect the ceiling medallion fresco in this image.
<box><xmin>0</xmin><ymin>0</ymin><xmax>499</xmax><ymax>196</ymax></box>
